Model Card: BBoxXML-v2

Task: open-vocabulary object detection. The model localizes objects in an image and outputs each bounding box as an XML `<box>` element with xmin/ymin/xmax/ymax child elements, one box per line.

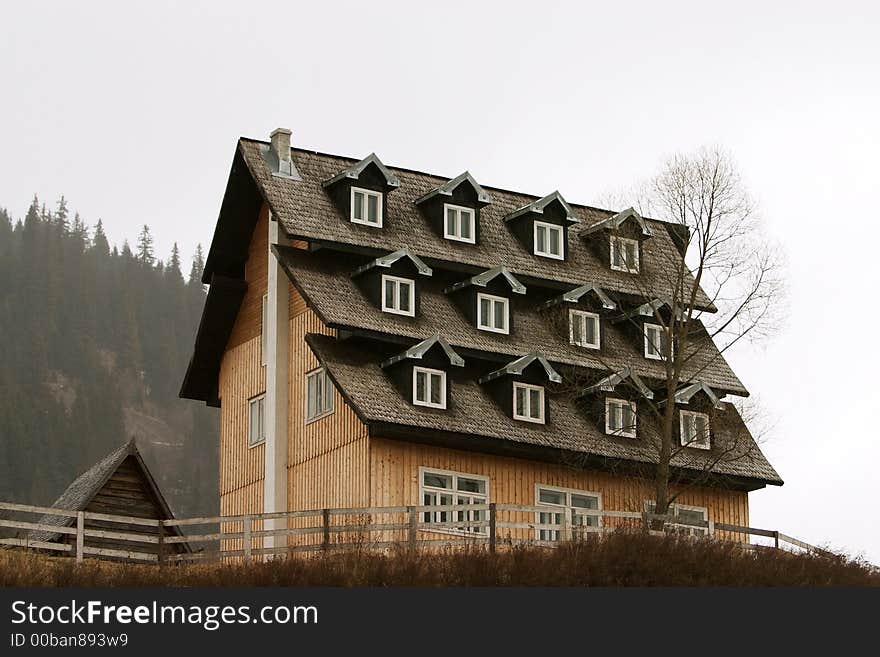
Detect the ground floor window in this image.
<box><xmin>645</xmin><ymin>501</ymin><xmax>708</xmax><ymax>536</ymax></box>
<box><xmin>419</xmin><ymin>467</ymin><xmax>489</xmax><ymax>534</ymax></box>
<box><xmin>535</xmin><ymin>485</ymin><xmax>602</xmax><ymax>541</ymax></box>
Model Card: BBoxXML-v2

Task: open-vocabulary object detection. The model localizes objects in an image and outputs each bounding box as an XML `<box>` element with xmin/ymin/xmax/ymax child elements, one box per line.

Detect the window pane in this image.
<box><xmin>612</xmin><ymin>240</ymin><xmax>621</xmax><ymax>267</ymax></box>
<box><xmin>353</xmin><ymin>191</ymin><xmax>363</xmax><ymax>220</ymax></box>
<box><xmin>423</xmin><ymin>473</ymin><xmax>452</xmax><ymax>489</ymax></box>
<box><xmin>696</xmin><ymin>415</ymin><xmax>708</xmax><ymax>441</ymax></box>
<box><xmin>446</xmin><ymin>207</ymin><xmax>456</xmax><ymax>235</ymax></box>
<box><xmin>458</xmin><ymin>477</ymin><xmax>485</xmax><ymax>494</ymax></box>
<box><xmin>399</xmin><ymin>282</ymin><xmax>411</xmax><ymax>312</ymax></box>
<box><xmin>415</xmin><ymin>370</ymin><xmax>426</xmax><ymax>402</ymax></box>
<box><xmin>550</xmin><ymin>227</ymin><xmax>560</xmax><ymax>255</ymax></box>
<box><xmin>479</xmin><ymin>297</ymin><xmax>490</xmax><ymax>326</ymax></box>
<box><xmin>367</xmin><ymin>194</ymin><xmax>378</xmax><ymax>223</ymax></box>
<box><xmin>625</xmin><ymin>242</ymin><xmax>637</xmax><ymax>268</ymax></box>
<box><xmin>307</xmin><ymin>376</ymin><xmax>316</xmax><ymax>419</ymax></box>
<box><xmin>571</xmin><ymin>494</ymin><xmax>598</xmax><ymax>509</ymax></box>
<box><xmin>461</xmin><ymin>210</ymin><xmax>472</xmax><ymax>239</ymax></box>
<box><xmin>494</xmin><ymin>300</ymin><xmax>506</xmax><ymax>330</ymax></box>
<box><xmin>536</xmin><ymin>225</ymin><xmax>546</xmax><ymax>252</ymax></box>
<box><xmin>430</xmin><ymin>373</ymin><xmax>442</xmax><ymax>405</ymax></box>
<box><xmin>515</xmin><ymin>386</ymin><xmax>526</xmax><ymax>416</ymax></box>
<box><xmin>384</xmin><ymin>279</ymin><xmax>395</xmax><ymax>309</ymax></box>
<box><xmin>623</xmin><ymin>404</ymin><xmax>635</xmax><ymax>432</ymax></box>
<box><xmin>609</xmin><ymin>402</ymin><xmax>620</xmax><ymax>431</ymax></box>
<box><xmin>585</xmin><ymin>316</ymin><xmax>597</xmax><ymax>344</ymax></box>
<box><xmin>529</xmin><ymin>388</ymin><xmax>542</xmax><ymax>419</ymax></box>
<box><xmin>571</xmin><ymin>313</ymin><xmax>583</xmax><ymax>344</ymax></box>
<box><xmin>539</xmin><ymin>489</ymin><xmax>565</xmax><ymax>505</ymax></box>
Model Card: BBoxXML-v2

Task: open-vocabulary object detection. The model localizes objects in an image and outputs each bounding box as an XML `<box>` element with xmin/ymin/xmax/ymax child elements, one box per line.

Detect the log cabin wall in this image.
<box><xmin>61</xmin><ymin>456</ymin><xmax>184</xmax><ymax>555</ymax></box>
<box><xmin>369</xmin><ymin>438</ymin><xmax>749</xmax><ymax>541</ymax></box>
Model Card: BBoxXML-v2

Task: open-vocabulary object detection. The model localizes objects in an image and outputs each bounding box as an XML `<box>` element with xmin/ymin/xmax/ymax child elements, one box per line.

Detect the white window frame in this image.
<box><xmin>533</xmin><ymin>220</ymin><xmax>564</xmax><ymax>260</ymax></box>
<box><xmin>512</xmin><ymin>382</ymin><xmax>545</xmax><ymax>424</ymax></box>
<box><xmin>381</xmin><ymin>274</ymin><xmax>416</xmax><ymax>317</ymax></box>
<box><xmin>644</xmin><ymin>322</ymin><xmax>671</xmax><ymax>360</ymax></box>
<box><xmin>569</xmin><ymin>309</ymin><xmax>600</xmax><ymax>349</ymax></box>
<box><xmin>645</xmin><ymin>501</ymin><xmax>709</xmax><ymax>537</ymax></box>
<box><xmin>476</xmin><ymin>292</ymin><xmax>509</xmax><ymax>334</ymax></box>
<box><xmin>412</xmin><ymin>366</ymin><xmax>446</xmax><ymax>409</ymax></box>
<box><xmin>247</xmin><ymin>394</ymin><xmax>266</xmax><ymax>447</ymax></box>
<box><xmin>610</xmin><ymin>235</ymin><xmax>640</xmax><ymax>273</ymax></box>
<box><xmin>534</xmin><ymin>484</ymin><xmax>603</xmax><ymax>541</ymax></box>
<box><xmin>305</xmin><ymin>367</ymin><xmax>334</xmax><ymax>423</ymax></box>
<box><xmin>418</xmin><ymin>466</ymin><xmax>490</xmax><ymax>536</ymax></box>
<box><xmin>443</xmin><ymin>203</ymin><xmax>476</xmax><ymax>244</ymax></box>
<box><xmin>680</xmin><ymin>410</ymin><xmax>711</xmax><ymax>450</ymax></box>
<box><xmin>350</xmin><ymin>186</ymin><xmax>383</xmax><ymax>227</ymax></box>
<box><xmin>605</xmin><ymin>397</ymin><xmax>637</xmax><ymax>438</ymax></box>
<box><xmin>260</xmin><ymin>294</ymin><xmax>268</xmax><ymax>367</ymax></box>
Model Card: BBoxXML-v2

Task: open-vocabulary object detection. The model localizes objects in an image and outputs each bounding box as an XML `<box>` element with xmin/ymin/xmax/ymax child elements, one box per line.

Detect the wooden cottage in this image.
<box><xmin>27</xmin><ymin>440</ymin><xmax>189</xmax><ymax>557</ymax></box>
<box><xmin>180</xmin><ymin>128</ymin><xmax>782</xmax><ymax>545</ymax></box>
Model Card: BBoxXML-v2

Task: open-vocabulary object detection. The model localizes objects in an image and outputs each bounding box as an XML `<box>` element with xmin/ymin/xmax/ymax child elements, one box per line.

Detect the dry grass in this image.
<box><xmin>2</xmin><ymin>532</ymin><xmax>877</xmax><ymax>587</ymax></box>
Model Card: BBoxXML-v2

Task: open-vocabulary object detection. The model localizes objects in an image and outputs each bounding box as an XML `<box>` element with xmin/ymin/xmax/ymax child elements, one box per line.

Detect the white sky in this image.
<box><xmin>2</xmin><ymin>1</ymin><xmax>878</xmax><ymax>562</ymax></box>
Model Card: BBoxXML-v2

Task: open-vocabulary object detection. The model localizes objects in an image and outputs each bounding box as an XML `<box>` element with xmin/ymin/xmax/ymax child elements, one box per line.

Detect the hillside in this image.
<box><xmin>0</xmin><ymin>197</ymin><xmax>218</xmax><ymax>518</ymax></box>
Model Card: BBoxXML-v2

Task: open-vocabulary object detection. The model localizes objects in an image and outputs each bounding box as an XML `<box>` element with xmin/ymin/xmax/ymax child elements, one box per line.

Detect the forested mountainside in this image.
<box><xmin>0</xmin><ymin>197</ymin><xmax>218</xmax><ymax>518</ymax></box>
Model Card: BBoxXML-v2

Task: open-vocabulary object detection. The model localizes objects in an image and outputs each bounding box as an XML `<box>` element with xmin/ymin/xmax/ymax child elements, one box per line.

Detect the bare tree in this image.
<box><xmin>571</xmin><ymin>147</ymin><xmax>785</xmax><ymax>521</ymax></box>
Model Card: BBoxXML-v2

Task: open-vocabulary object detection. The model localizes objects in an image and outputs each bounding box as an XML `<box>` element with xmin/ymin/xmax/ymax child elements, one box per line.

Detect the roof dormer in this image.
<box><xmin>322</xmin><ymin>153</ymin><xmax>400</xmax><ymax>229</ymax></box>
<box><xmin>381</xmin><ymin>334</ymin><xmax>465</xmax><ymax>411</ymax></box>
<box><xmin>539</xmin><ymin>283</ymin><xmax>616</xmax><ymax>351</ymax></box>
<box><xmin>351</xmin><ymin>248</ymin><xmax>432</xmax><ymax>318</ymax></box>
<box><xmin>577</xmin><ymin>367</ymin><xmax>654</xmax><ymax>439</ymax></box>
<box><xmin>415</xmin><ymin>171</ymin><xmax>492</xmax><ymax>245</ymax></box>
<box><xmin>581</xmin><ymin>207</ymin><xmax>654</xmax><ymax>273</ymax></box>
<box><xmin>479</xmin><ymin>353</ymin><xmax>561</xmax><ymax>425</ymax></box>
<box><xmin>667</xmin><ymin>382</ymin><xmax>723</xmax><ymax>450</ymax></box>
<box><xmin>504</xmin><ymin>191</ymin><xmax>578</xmax><ymax>261</ymax></box>
<box><xmin>444</xmin><ymin>266</ymin><xmax>526</xmax><ymax>335</ymax></box>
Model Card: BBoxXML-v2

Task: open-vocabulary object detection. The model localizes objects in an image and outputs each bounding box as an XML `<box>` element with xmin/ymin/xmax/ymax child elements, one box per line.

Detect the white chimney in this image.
<box><xmin>270</xmin><ymin>127</ymin><xmax>292</xmax><ymax>164</ymax></box>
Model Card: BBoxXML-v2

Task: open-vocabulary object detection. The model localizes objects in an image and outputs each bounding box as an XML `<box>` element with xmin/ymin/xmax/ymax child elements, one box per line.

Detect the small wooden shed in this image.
<box><xmin>27</xmin><ymin>439</ymin><xmax>189</xmax><ymax>559</ymax></box>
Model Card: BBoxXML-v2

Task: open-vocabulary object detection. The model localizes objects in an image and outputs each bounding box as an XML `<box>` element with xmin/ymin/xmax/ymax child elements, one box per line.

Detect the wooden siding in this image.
<box><xmin>287</xmin><ymin>305</ymin><xmax>370</xmax><ymax>513</ymax></box>
<box><xmin>227</xmin><ymin>205</ymin><xmax>269</xmax><ymax>350</ymax></box>
<box><xmin>62</xmin><ymin>456</ymin><xmax>184</xmax><ymax>555</ymax></box>
<box><xmin>369</xmin><ymin>438</ymin><xmax>749</xmax><ymax>540</ymax></box>
<box><xmin>218</xmin><ymin>336</ymin><xmax>265</xmax><ymax>518</ymax></box>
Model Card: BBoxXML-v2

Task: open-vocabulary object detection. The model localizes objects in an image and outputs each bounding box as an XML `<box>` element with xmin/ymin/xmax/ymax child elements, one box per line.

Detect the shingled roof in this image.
<box><xmin>306</xmin><ymin>334</ymin><xmax>782</xmax><ymax>487</ymax></box>
<box><xmin>273</xmin><ymin>246</ymin><xmax>747</xmax><ymax>395</ymax></box>
<box><xmin>230</xmin><ymin>139</ymin><xmax>715</xmax><ymax>310</ymax></box>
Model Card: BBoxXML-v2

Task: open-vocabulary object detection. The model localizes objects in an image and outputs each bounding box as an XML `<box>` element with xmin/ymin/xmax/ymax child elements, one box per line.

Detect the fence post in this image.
<box><xmin>489</xmin><ymin>503</ymin><xmax>496</xmax><ymax>554</ymax></box>
<box><xmin>75</xmin><ymin>511</ymin><xmax>84</xmax><ymax>564</ymax></box>
<box><xmin>407</xmin><ymin>506</ymin><xmax>417</xmax><ymax>551</ymax></box>
<box><xmin>322</xmin><ymin>508</ymin><xmax>330</xmax><ymax>550</ymax></box>
<box><xmin>157</xmin><ymin>521</ymin><xmax>165</xmax><ymax>565</ymax></box>
<box><xmin>641</xmin><ymin>511</ymin><xmax>649</xmax><ymax>533</ymax></box>
<box><xmin>561</xmin><ymin>507</ymin><xmax>571</xmax><ymax>543</ymax></box>
<box><xmin>773</xmin><ymin>530</ymin><xmax>780</xmax><ymax>550</ymax></box>
<box><xmin>708</xmin><ymin>520</ymin><xmax>715</xmax><ymax>538</ymax></box>
<box><xmin>243</xmin><ymin>516</ymin><xmax>253</xmax><ymax>563</ymax></box>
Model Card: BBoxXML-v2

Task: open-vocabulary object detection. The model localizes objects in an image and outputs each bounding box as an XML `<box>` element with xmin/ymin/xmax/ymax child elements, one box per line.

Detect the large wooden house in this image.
<box><xmin>181</xmin><ymin>128</ymin><xmax>782</xmax><ymax>543</ymax></box>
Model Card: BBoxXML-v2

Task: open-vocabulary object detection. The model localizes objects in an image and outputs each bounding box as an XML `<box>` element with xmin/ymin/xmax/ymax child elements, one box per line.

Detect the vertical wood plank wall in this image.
<box><xmin>370</xmin><ymin>438</ymin><xmax>749</xmax><ymax>540</ymax></box>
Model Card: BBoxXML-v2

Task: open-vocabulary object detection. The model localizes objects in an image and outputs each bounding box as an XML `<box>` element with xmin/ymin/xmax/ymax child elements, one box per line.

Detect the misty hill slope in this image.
<box><xmin>0</xmin><ymin>198</ymin><xmax>218</xmax><ymax>518</ymax></box>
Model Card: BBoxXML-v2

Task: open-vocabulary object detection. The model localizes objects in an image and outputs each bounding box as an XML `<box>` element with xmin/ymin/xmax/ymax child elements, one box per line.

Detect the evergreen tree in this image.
<box><xmin>188</xmin><ymin>243</ymin><xmax>205</xmax><ymax>285</ymax></box>
<box><xmin>92</xmin><ymin>219</ymin><xmax>110</xmax><ymax>255</ymax></box>
<box><xmin>167</xmin><ymin>242</ymin><xmax>183</xmax><ymax>282</ymax></box>
<box><xmin>55</xmin><ymin>196</ymin><xmax>69</xmax><ymax>233</ymax></box>
<box><xmin>136</xmin><ymin>224</ymin><xmax>154</xmax><ymax>265</ymax></box>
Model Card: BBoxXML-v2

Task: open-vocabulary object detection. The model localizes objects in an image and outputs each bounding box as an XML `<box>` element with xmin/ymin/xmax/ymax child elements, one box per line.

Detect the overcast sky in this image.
<box><xmin>2</xmin><ymin>1</ymin><xmax>878</xmax><ymax>562</ymax></box>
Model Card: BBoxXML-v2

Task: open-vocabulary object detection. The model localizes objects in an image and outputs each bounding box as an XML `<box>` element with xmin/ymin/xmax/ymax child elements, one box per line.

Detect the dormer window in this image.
<box><xmin>444</xmin><ymin>204</ymin><xmax>475</xmax><ymax>243</ymax></box>
<box><xmin>513</xmin><ymin>382</ymin><xmax>545</xmax><ymax>424</ymax></box>
<box><xmin>351</xmin><ymin>187</ymin><xmax>383</xmax><ymax>227</ymax></box>
<box><xmin>680</xmin><ymin>410</ymin><xmax>710</xmax><ymax>449</ymax></box>
<box><xmin>569</xmin><ymin>310</ymin><xmax>600</xmax><ymax>349</ymax></box>
<box><xmin>606</xmin><ymin>398</ymin><xmax>637</xmax><ymax>438</ymax></box>
<box><xmin>477</xmin><ymin>292</ymin><xmax>509</xmax><ymax>334</ymax></box>
<box><xmin>534</xmin><ymin>221</ymin><xmax>564</xmax><ymax>259</ymax></box>
<box><xmin>382</xmin><ymin>275</ymin><xmax>415</xmax><ymax>316</ymax></box>
<box><xmin>413</xmin><ymin>366</ymin><xmax>446</xmax><ymax>409</ymax></box>
<box><xmin>610</xmin><ymin>236</ymin><xmax>639</xmax><ymax>272</ymax></box>
<box><xmin>644</xmin><ymin>323</ymin><xmax>671</xmax><ymax>360</ymax></box>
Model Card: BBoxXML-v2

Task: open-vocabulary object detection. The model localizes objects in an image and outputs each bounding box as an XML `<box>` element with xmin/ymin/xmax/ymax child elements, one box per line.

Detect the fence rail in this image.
<box><xmin>0</xmin><ymin>500</ymin><xmax>828</xmax><ymax>565</ymax></box>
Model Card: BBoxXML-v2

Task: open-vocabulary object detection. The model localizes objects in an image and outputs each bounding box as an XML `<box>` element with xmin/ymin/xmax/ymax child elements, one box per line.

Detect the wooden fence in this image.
<box><xmin>0</xmin><ymin>500</ymin><xmax>827</xmax><ymax>565</ymax></box>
